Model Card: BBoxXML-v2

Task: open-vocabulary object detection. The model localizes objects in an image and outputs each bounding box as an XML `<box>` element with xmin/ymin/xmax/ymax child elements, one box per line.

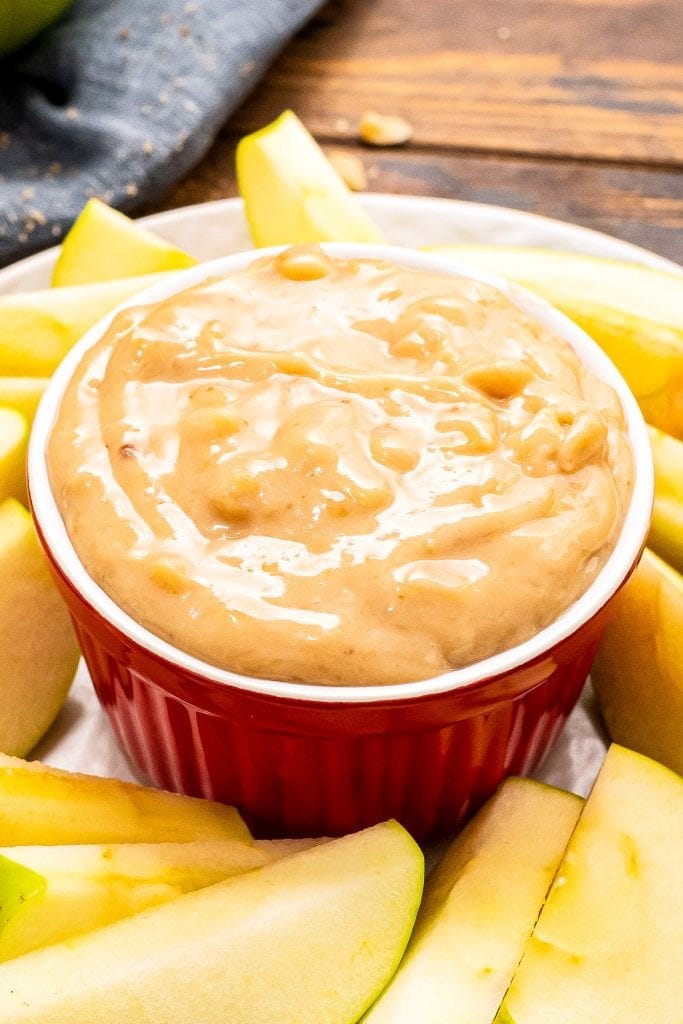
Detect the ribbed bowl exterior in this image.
<box><xmin>44</xmin><ymin>540</ymin><xmax>616</xmax><ymax>840</ymax></box>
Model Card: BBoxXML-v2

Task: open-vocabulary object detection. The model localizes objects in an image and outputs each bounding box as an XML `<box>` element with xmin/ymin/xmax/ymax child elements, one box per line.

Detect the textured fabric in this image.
<box><xmin>0</xmin><ymin>0</ymin><xmax>324</xmax><ymax>266</ymax></box>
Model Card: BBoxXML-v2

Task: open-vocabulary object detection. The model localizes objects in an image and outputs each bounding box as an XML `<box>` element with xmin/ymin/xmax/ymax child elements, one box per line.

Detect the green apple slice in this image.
<box><xmin>236</xmin><ymin>110</ymin><xmax>386</xmax><ymax>247</ymax></box>
<box><xmin>647</xmin><ymin>425</ymin><xmax>683</xmax><ymax>573</ymax></box>
<box><xmin>52</xmin><ymin>200</ymin><xmax>197</xmax><ymax>287</ymax></box>
<box><xmin>0</xmin><ymin>0</ymin><xmax>73</xmax><ymax>58</ymax></box>
<box><xmin>495</xmin><ymin>744</ymin><xmax>683</xmax><ymax>1024</ymax></box>
<box><xmin>0</xmin><ymin>820</ymin><xmax>423</xmax><ymax>1024</ymax></box>
<box><xmin>0</xmin><ymin>837</ymin><xmax>321</xmax><ymax>961</ymax></box>
<box><xmin>0</xmin><ymin>272</ymin><xmax>173</xmax><ymax>376</ymax></box>
<box><xmin>428</xmin><ymin>245</ymin><xmax>683</xmax><ymax>439</ymax></box>
<box><xmin>0</xmin><ymin>754</ymin><xmax>250</xmax><ymax>845</ymax></box>
<box><xmin>363</xmin><ymin>778</ymin><xmax>582</xmax><ymax>1024</ymax></box>
<box><xmin>592</xmin><ymin>550</ymin><xmax>683</xmax><ymax>776</ymax></box>
<box><xmin>0</xmin><ymin>378</ymin><xmax>49</xmax><ymax>427</ymax></box>
<box><xmin>0</xmin><ymin>408</ymin><xmax>28</xmax><ymax>504</ymax></box>
<box><xmin>0</xmin><ymin>499</ymin><xmax>79</xmax><ymax>757</ymax></box>
<box><xmin>0</xmin><ymin>855</ymin><xmax>46</xmax><ymax>939</ymax></box>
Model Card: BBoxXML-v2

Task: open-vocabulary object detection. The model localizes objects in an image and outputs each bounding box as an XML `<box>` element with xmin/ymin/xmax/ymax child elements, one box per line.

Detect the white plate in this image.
<box><xmin>7</xmin><ymin>194</ymin><xmax>677</xmax><ymax>797</ymax></box>
<box><xmin>2</xmin><ymin>194</ymin><xmax>678</xmax><ymax>296</ymax></box>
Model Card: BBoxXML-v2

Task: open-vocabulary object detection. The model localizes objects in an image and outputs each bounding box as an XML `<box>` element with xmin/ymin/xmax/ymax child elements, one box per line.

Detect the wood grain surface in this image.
<box><xmin>157</xmin><ymin>0</ymin><xmax>683</xmax><ymax>262</ymax></box>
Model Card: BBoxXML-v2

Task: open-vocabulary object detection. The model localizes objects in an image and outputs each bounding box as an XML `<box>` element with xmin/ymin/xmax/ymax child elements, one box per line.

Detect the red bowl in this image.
<box><xmin>28</xmin><ymin>245</ymin><xmax>654</xmax><ymax>841</ymax></box>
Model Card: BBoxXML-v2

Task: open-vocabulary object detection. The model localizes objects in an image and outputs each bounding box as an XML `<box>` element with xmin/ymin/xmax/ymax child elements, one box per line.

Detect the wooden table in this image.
<box><xmin>157</xmin><ymin>0</ymin><xmax>682</xmax><ymax>264</ymax></box>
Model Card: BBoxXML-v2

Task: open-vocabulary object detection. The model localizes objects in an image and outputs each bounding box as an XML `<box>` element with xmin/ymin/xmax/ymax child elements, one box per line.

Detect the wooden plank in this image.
<box><xmin>229</xmin><ymin>0</ymin><xmax>683</xmax><ymax>165</ymax></box>
<box><xmin>354</xmin><ymin>147</ymin><xmax>683</xmax><ymax>261</ymax></box>
<box><xmin>157</xmin><ymin>137</ymin><xmax>682</xmax><ymax>263</ymax></box>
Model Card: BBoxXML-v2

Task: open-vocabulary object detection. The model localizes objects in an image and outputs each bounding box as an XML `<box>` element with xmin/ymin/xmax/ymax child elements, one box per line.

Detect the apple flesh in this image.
<box><xmin>0</xmin><ymin>820</ymin><xmax>423</xmax><ymax>1024</ymax></box>
<box><xmin>0</xmin><ymin>408</ymin><xmax>28</xmax><ymax>503</ymax></box>
<box><xmin>362</xmin><ymin>778</ymin><xmax>582</xmax><ymax>1024</ymax></box>
<box><xmin>495</xmin><ymin>744</ymin><xmax>683</xmax><ymax>1024</ymax></box>
<box><xmin>236</xmin><ymin>110</ymin><xmax>386</xmax><ymax>247</ymax></box>
<box><xmin>0</xmin><ymin>754</ymin><xmax>250</xmax><ymax>845</ymax></box>
<box><xmin>0</xmin><ymin>378</ymin><xmax>49</xmax><ymax>427</ymax></box>
<box><xmin>0</xmin><ymin>272</ymin><xmax>172</xmax><ymax>376</ymax></box>
<box><xmin>647</xmin><ymin>425</ymin><xmax>683</xmax><ymax>573</ymax></box>
<box><xmin>0</xmin><ymin>499</ymin><xmax>79</xmax><ymax>756</ymax></box>
<box><xmin>428</xmin><ymin>244</ymin><xmax>683</xmax><ymax>439</ymax></box>
<box><xmin>0</xmin><ymin>837</ymin><xmax>321</xmax><ymax>961</ymax></box>
<box><xmin>52</xmin><ymin>200</ymin><xmax>197</xmax><ymax>287</ymax></box>
<box><xmin>591</xmin><ymin>548</ymin><xmax>683</xmax><ymax>775</ymax></box>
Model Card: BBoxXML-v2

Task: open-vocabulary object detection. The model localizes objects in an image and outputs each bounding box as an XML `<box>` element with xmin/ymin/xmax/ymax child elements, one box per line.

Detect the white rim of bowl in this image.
<box><xmin>28</xmin><ymin>243</ymin><xmax>654</xmax><ymax>705</ymax></box>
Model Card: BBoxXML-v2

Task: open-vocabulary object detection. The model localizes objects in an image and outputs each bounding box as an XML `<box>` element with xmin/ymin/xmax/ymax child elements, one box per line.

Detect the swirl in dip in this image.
<box><xmin>48</xmin><ymin>246</ymin><xmax>633</xmax><ymax>686</ymax></box>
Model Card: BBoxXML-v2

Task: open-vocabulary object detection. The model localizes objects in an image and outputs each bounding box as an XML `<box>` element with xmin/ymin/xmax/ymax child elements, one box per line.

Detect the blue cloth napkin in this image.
<box><xmin>0</xmin><ymin>0</ymin><xmax>324</xmax><ymax>267</ymax></box>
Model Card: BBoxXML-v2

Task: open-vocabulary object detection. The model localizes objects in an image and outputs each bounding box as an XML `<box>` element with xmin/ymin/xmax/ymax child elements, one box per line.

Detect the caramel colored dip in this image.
<box><xmin>48</xmin><ymin>247</ymin><xmax>633</xmax><ymax>685</ymax></box>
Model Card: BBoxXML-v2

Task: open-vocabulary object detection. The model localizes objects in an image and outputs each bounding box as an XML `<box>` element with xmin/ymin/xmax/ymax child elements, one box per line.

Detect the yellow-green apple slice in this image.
<box><xmin>363</xmin><ymin>778</ymin><xmax>582</xmax><ymax>1024</ymax></box>
<box><xmin>0</xmin><ymin>0</ymin><xmax>72</xmax><ymax>57</ymax></box>
<box><xmin>0</xmin><ymin>837</ymin><xmax>321</xmax><ymax>961</ymax></box>
<box><xmin>0</xmin><ymin>820</ymin><xmax>423</xmax><ymax>1024</ymax></box>
<box><xmin>0</xmin><ymin>855</ymin><xmax>45</xmax><ymax>946</ymax></box>
<box><xmin>0</xmin><ymin>754</ymin><xmax>250</xmax><ymax>845</ymax></box>
<box><xmin>0</xmin><ymin>499</ymin><xmax>79</xmax><ymax>756</ymax></box>
<box><xmin>52</xmin><ymin>199</ymin><xmax>197</xmax><ymax>287</ymax></box>
<box><xmin>0</xmin><ymin>272</ymin><xmax>172</xmax><ymax>376</ymax></box>
<box><xmin>236</xmin><ymin>109</ymin><xmax>386</xmax><ymax>247</ymax></box>
<box><xmin>647</xmin><ymin>425</ymin><xmax>683</xmax><ymax>573</ymax></box>
<box><xmin>592</xmin><ymin>549</ymin><xmax>683</xmax><ymax>775</ymax></box>
<box><xmin>0</xmin><ymin>408</ymin><xmax>28</xmax><ymax>503</ymax></box>
<box><xmin>428</xmin><ymin>245</ymin><xmax>683</xmax><ymax>439</ymax></box>
<box><xmin>0</xmin><ymin>379</ymin><xmax>49</xmax><ymax>427</ymax></box>
<box><xmin>495</xmin><ymin>744</ymin><xmax>683</xmax><ymax>1024</ymax></box>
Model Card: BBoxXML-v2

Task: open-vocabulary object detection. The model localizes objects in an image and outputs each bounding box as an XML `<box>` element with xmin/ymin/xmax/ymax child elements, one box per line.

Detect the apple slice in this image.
<box><xmin>0</xmin><ymin>407</ymin><xmax>28</xmax><ymax>503</ymax></box>
<box><xmin>0</xmin><ymin>379</ymin><xmax>49</xmax><ymax>427</ymax></box>
<box><xmin>0</xmin><ymin>820</ymin><xmax>423</xmax><ymax>1024</ymax></box>
<box><xmin>591</xmin><ymin>549</ymin><xmax>683</xmax><ymax>776</ymax></box>
<box><xmin>495</xmin><ymin>744</ymin><xmax>683</xmax><ymax>1024</ymax></box>
<box><xmin>0</xmin><ymin>754</ymin><xmax>250</xmax><ymax>845</ymax></box>
<box><xmin>647</xmin><ymin>425</ymin><xmax>683</xmax><ymax>573</ymax></box>
<box><xmin>428</xmin><ymin>245</ymin><xmax>683</xmax><ymax>439</ymax></box>
<box><xmin>0</xmin><ymin>272</ymin><xmax>172</xmax><ymax>376</ymax></box>
<box><xmin>0</xmin><ymin>499</ymin><xmax>79</xmax><ymax>757</ymax></box>
<box><xmin>0</xmin><ymin>0</ymin><xmax>72</xmax><ymax>57</ymax></box>
<box><xmin>236</xmin><ymin>109</ymin><xmax>386</xmax><ymax>247</ymax></box>
<box><xmin>52</xmin><ymin>199</ymin><xmax>197</xmax><ymax>287</ymax></box>
<box><xmin>0</xmin><ymin>856</ymin><xmax>45</xmax><ymax>946</ymax></box>
<box><xmin>0</xmin><ymin>837</ymin><xmax>320</xmax><ymax>961</ymax></box>
<box><xmin>363</xmin><ymin>778</ymin><xmax>582</xmax><ymax>1024</ymax></box>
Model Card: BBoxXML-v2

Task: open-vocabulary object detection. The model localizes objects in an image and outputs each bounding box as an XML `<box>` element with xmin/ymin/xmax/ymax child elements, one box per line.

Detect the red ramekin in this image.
<box><xmin>27</xmin><ymin>245</ymin><xmax>654</xmax><ymax>840</ymax></box>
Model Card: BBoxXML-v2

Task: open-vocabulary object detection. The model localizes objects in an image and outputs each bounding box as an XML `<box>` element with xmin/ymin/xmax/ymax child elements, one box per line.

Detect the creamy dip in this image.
<box><xmin>48</xmin><ymin>246</ymin><xmax>633</xmax><ymax>686</ymax></box>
